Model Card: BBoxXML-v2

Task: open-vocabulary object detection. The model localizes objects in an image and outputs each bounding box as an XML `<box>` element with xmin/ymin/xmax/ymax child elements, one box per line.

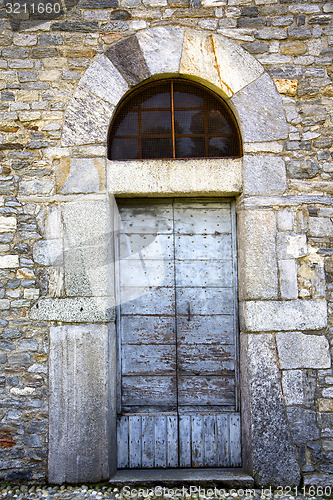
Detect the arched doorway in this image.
<box><xmin>34</xmin><ymin>27</ymin><xmax>302</xmax><ymax>486</ymax></box>
<box><xmin>109</xmin><ymin>77</ymin><xmax>242</xmax><ymax>468</ymax></box>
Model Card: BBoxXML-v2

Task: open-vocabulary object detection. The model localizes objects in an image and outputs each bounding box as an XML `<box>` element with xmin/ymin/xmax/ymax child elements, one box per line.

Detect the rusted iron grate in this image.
<box><xmin>108</xmin><ymin>79</ymin><xmax>242</xmax><ymax>160</ymax></box>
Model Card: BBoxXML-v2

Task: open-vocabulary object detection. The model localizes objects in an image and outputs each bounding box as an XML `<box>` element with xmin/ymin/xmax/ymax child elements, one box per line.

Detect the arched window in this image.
<box><xmin>108</xmin><ymin>79</ymin><xmax>242</xmax><ymax>160</ymax></box>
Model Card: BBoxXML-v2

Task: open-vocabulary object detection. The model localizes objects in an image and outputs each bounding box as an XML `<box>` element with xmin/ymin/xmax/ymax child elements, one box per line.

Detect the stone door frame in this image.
<box><xmin>30</xmin><ymin>27</ymin><xmax>328</xmax><ymax>485</ymax></box>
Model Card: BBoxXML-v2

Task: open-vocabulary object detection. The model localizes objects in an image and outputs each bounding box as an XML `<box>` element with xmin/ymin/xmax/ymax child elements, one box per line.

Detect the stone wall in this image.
<box><xmin>0</xmin><ymin>0</ymin><xmax>333</xmax><ymax>486</ymax></box>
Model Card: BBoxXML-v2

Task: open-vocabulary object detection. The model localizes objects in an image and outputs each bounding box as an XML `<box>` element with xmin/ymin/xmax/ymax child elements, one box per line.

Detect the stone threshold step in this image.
<box><xmin>109</xmin><ymin>469</ymin><xmax>254</xmax><ymax>488</ymax></box>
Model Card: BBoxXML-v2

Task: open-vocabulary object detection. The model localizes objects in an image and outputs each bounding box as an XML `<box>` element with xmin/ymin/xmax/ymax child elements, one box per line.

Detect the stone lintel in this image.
<box><xmin>240</xmin><ymin>299</ymin><xmax>328</xmax><ymax>332</ymax></box>
<box><xmin>30</xmin><ymin>297</ymin><xmax>115</xmax><ymax>323</ymax></box>
<box><xmin>107</xmin><ymin>158</ymin><xmax>242</xmax><ymax>195</ymax></box>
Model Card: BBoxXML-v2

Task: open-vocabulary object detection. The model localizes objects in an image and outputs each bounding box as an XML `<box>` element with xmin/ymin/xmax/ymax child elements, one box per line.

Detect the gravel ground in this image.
<box><xmin>0</xmin><ymin>485</ymin><xmax>332</xmax><ymax>500</ymax></box>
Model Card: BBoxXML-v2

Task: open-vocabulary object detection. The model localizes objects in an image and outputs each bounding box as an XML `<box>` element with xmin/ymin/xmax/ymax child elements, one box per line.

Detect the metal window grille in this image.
<box><xmin>108</xmin><ymin>79</ymin><xmax>242</xmax><ymax>160</ymax></box>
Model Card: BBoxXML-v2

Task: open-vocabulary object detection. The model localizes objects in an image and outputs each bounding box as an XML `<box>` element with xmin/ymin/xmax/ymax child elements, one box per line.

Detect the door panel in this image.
<box><xmin>116</xmin><ymin>198</ymin><xmax>240</xmax><ymax>468</ymax></box>
<box><xmin>175</xmin><ymin>234</ymin><xmax>232</xmax><ymax>260</ymax></box>
<box><xmin>176</xmin><ymin>287</ymin><xmax>234</xmax><ymax>315</ymax></box>
<box><xmin>175</xmin><ymin>260</ymin><xmax>233</xmax><ymax>287</ymax></box>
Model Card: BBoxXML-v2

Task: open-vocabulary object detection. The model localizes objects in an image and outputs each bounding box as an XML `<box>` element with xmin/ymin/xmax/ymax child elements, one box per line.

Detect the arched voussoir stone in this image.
<box><xmin>231</xmin><ymin>73</ymin><xmax>289</xmax><ymax>143</ymax></box>
<box><xmin>62</xmin><ymin>87</ymin><xmax>114</xmax><ymax>147</ymax></box>
<box><xmin>61</xmin><ymin>26</ymin><xmax>288</xmax><ymax>149</ymax></box>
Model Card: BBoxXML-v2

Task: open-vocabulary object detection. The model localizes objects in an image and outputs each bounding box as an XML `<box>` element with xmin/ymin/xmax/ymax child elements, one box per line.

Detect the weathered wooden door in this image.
<box><xmin>116</xmin><ymin>198</ymin><xmax>240</xmax><ymax>468</ymax></box>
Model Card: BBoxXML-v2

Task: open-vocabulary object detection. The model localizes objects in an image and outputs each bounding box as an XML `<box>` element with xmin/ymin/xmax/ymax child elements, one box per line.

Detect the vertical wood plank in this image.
<box><xmin>230</xmin><ymin>414</ymin><xmax>241</xmax><ymax>467</ymax></box>
<box><xmin>167</xmin><ymin>415</ymin><xmax>178</xmax><ymax>467</ymax></box>
<box><xmin>191</xmin><ymin>415</ymin><xmax>204</xmax><ymax>467</ymax></box>
<box><xmin>179</xmin><ymin>415</ymin><xmax>191</xmax><ymax>467</ymax></box>
<box><xmin>142</xmin><ymin>416</ymin><xmax>154</xmax><ymax>468</ymax></box>
<box><xmin>129</xmin><ymin>416</ymin><xmax>142</xmax><ymax>468</ymax></box>
<box><xmin>117</xmin><ymin>416</ymin><xmax>129</xmax><ymax>468</ymax></box>
<box><xmin>155</xmin><ymin>416</ymin><xmax>167</xmax><ymax>468</ymax></box>
<box><xmin>217</xmin><ymin>414</ymin><xmax>230</xmax><ymax>467</ymax></box>
<box><xmin>204</xmin><ymin>415</ymin><xmax>218</xmax><ymax>467</ymax></box>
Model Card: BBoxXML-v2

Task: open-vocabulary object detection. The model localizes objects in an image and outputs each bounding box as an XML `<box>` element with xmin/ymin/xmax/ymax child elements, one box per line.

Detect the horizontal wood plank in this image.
<box><xmin>178</xmin><ymin>376</ymin><xmax>235</xmax><ymax>406</ymax></box>
<box><xmin>121</xmin><ymin>316</ymin><xmax>176</xmax><ymax>345</ymax></box>
<box><xmin>120</xmin><ymin>287</ymin><xmax>175</xmax><ymax>315</ymax></box>
<box><xmin>176</xmin><ymin>287</ymin><xmax>234</xmax><ymax>315</ymax></box>
<box><xmin>122</xmin><ymin>375</ymin><xmax>177</xmax><ymax>407</ymax></box>
<box><xmin>175</xmin><ymin>234</ymin><xmax>232</xmax><ymax>261</ymax></box>
<box><xmin>118</xmin><ymin>204</ymin><xmax>173</xmax><ymax>234</ymax></box>
<box><xmin>177</xmin><ymin>343</ymin><xmax>235</xmax><ymax>376</ymax></box>
<box><xmin>119</xmin><ymin>234</ymin><xmax>173</xmax><ymax>260</ymax></box>
<box><xmin>120</xmin><ymin>259</ymin><xmax>174</xmax><ymax>288</ymax></box>
<box><xmin>122</xmin><ymin>345</ymin><xmax>176</xmax><ymax>376</ymax></box>
<box><xmin>174</xmin><ymin>207</ymin><xmax>231</xmax><ymax>235</ymax></box>
<box><xmin>177</xmin><ymin>315</ymin><xmax>234</xmax><ymax>344</ymax></box>
<box><xmin>175</xmin><ymin>260</ymin><xmax>233</xmax><ymax>287</ymax></box>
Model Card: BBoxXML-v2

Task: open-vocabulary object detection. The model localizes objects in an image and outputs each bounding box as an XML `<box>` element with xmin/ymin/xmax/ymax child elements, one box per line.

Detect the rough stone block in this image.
<box><xmin>231</xmin><ymin>73</ymin><xmax>289</xmax><ymax>142</ymax></box>
<box><xmin>286</xmin><ymin>407</ymin><xmax>320</xmax><ymax>444</ymax></box>
<box><xmin>276</xmin><ymin>332</ymin><xmax>331</xmax><ymax>369</ymax></box>
<box><xmin>30</xmin><ymin>297</ymin><xmax>115</xmax><ymax>323</ymax></box>
<box><xmin>18</xmin><ymin>179</ymin><xmax>54</xmax><ymax>196</ymax></box>
<box><xmin>45</xmin><ymin>206</ymin><xmax>62</xmax><ymax>240</ymax></box>
<box><xmin>277</xmin><ymin>209</ymin><xmax>293</xmax><ymax>231</ymax></box>
<box><xmin>243</xmin><ymin>154</ymin><xmax>287</xmax><ymax>195</ymax></box>
<box><xmin>33</xmin><ymin>240</ymin><xmax>63</xmax><ymax>266</ymax></box>
<box><xmin>318</xmin><ymin>399</ymin><xmax>333</xmax><ymax>412</ymax></box>
<box><xmin>0</xmin><ymin>255</ymin><xmax>19</xmax><ymax>268</ymax></box>
<box><xmin>322</xmin><ymin>388</ymin><xmax>333</xmax><ymax>398</ymax></box>
<box><xmin>61</xmin><ymin>88</ymin><xmax>114</xmax><ymax>147</ymax></box>
<box><xmin>51</xmin><ymin>21</ymin><xmax>99</xmax><ymax>32</ymax></box>
<box><xmin>78</xmin><ymin>54</ymin><xmax>129</xmax><ymax>107</ymax></box>
<box><xmin>304</xmin><ymin>474</ymin><xmax>333</xmax><ymax>487</ymax></box>
<box><xmin>309</xmin><ymin>217</ymin><xmax>333</xmax><ymax>238</ymax></box>
<box><xmin>0</xmin><ymin>217</ymin><xmax>16</xmax><ymax>233</ymax></box>
<box><xmin>240</xmin><ymin>300</ymin><xmax>327</xmax><ymax>332</ymax></box>
<box><xmin>277</xmin><ymin>233</ymin><xmax>308</xmax><ymax>259</ymax></box>
<box><xmin>241</xmin><ymin>333</ymin><xmax>300</xmax><ymax>486</ymax></box>
<box><xmin>282</xmin><ymin>370</ymin><xmax>304</xmax><ymax>405</ymax></box>
<box><xmin>59</xmin><ymin>158</ymin><xmax>103</xmax><ymax>195</ymax></box>
<box><xmin>279</xmin><ymin>259</ymin><xmax>298</xmax><ymax>299</ymax></box>
<box><xmin>255</xmin><ymin>28</ymin><xmax>287</xmax><ymax>40</ymax></box>
<box><xmin>48</xmin><ymin>324</ymin><xmax>115</xmax><ymax>483</ymax></box>
<box><xmin>243</xmin><ymin>142</ymin><xmax>283</xmax><ymax>153</ymax></box>
<box><xmin>137</xmin><ymin>27</ymin><xmax>185</xmax><ymax>75</ymax></box>
<box><xmin>63</xmin><ymin>200</ymin><xmax>112</xmax><ymax>297</ymax></box>
<box><xmin>324</xmin><ymin>3</ymin><xmax>333</xmax><ymax>12</ymax></box>
<box><xmin>237</xmin><ymin>209</ymin><xmax>278</xmax><ymax>300</ymax></box>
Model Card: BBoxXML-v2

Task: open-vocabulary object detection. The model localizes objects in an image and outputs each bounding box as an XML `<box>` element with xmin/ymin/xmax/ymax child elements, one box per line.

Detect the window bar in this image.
<box><xmin>203</xmin><ymin>94</ymin><xmax>209</xmax><ymax>157</ymax></box>
<box><xmin>170</xmin><ymin>80</ymin><xmax>176</xmax><ymax>159</ymax></box>
<box><xmin>138</xmin><ymin>98</ymin><xmax>142</xmax><ymax>159</ymax></box>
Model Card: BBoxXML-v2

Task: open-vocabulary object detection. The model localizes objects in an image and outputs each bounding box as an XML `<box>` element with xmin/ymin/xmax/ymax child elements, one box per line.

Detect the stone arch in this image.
<box><xmin>61</xmin><ymin>27</ymin><xmax>288</xmax><ymax>149</ymax></box>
